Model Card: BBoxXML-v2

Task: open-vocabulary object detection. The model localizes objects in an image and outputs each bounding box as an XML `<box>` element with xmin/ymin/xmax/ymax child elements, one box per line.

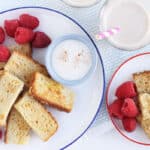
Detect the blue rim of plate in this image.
<box><xmin>45</xmin><ymin>34</ymin><xmax>97</xmax><ymax>86</ymax></box>
<box><xmin>0</xmin><ymin>6</ymin><xmax>105</xmax><ymax>150</ymax></box>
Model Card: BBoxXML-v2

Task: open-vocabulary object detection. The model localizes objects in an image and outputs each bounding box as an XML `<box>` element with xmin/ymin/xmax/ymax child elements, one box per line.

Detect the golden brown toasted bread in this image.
<box><xmin>0</xmin><ymin>43</ymin><xmax>32</xmax><ymax>70</ymax></box>
<box><xmin>133</xmin><ymin>71</ymin><xmax>150</xmax><ymax>138</ymax></box>
<box><xmin>141</xmin><ymin>118</ymin><xmax>150</xmax><ymax>138</ymax></box>
<box><xmin>5</xmin><ymin>108</ymin><xmax>30</xmax><ymax>144</ymax></box>
<box><xmin>138</xmin><ymin>93</ymin><xmax>150</xmax><ymax>120</ymax></box>
<box><xmin>15</xmin><ymin>92</ymin><xmax>58</xmax><ymax>141</ymax></box>
<box><xmin>136</xmin><ymin>114</ymin><xmax>142</xmax><ymax>124</ymax></box>
<box><xmin>133</xmin><ymin>71</ymin><xmax>150</xmax><ymax>94</ymax></box>
<box><xmin>0</xmin><ymin>71</ymin><xmax>24</xmax><ymax>126</ymax></box>
<box><xmin>4</xmin><ymin>51</ymin><xmax>48</xmax><ymax>86</ymax></box>
<box><xmin>0</xmin><ymin>62</ymin><xmax>6</xmax><ymax>70</ymax></box>
<box><xmin>29</xmin><ymin>72</ymin><xmax>74</xmax><ymax>112</ymax></box>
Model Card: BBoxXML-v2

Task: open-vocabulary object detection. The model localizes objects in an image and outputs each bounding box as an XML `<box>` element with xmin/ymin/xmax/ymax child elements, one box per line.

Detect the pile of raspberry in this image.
<box><xmin>109</xmin><ymin>81</ymin><xmax>140</xmax><ymax>132</ymax></box>
<box><xmin>0</xmin><ymin>14</ymin><xmax>51</xmax><ymax>62</ymax></box>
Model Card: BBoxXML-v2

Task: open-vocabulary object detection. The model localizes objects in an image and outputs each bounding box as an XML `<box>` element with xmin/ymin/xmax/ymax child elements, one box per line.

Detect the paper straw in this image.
<box><xmin>95</xmin><ymin>27</ymin><xmax>120</xmax><ymax>40</ymax></box>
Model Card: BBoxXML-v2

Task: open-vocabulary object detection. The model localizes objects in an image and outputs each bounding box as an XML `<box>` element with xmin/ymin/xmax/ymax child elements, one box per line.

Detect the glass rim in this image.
<box><xmin>62</xmin><ymin>0</ymin><xmax>101</xmax><ymax>8</ymax></box>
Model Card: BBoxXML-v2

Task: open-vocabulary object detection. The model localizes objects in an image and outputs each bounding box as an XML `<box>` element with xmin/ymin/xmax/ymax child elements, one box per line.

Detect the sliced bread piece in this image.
<box><xmin>138</xmin><ymin>93</ymin><xmax>150</xmax><ymax>120</ymax></box>
<box><xmin>5</xmin><ymin>108</ymin><xmax>30</xmax><ymax>144</ymax></box>
<box><xmin>29</xmin><ymin>72</ymin><xmax>74</xmax><ymax>112</ymax></box>
<box><xmin>133</xmin><ymin>71</ymin><xmax>150</xmax><ymax>93</ymax></box>
<box><xmin>141</xmin><ymin>118</ymin><xmax>150</xmax><ymax>138</ymax></box>
<box><xmin>0</xmin><ymin>62</ymin><xmax>6</xmax><ymax>70</ymax></box>
<box><xmin>0</xmin><ymin>71</ymin><xmax>24</xmax><ymax>126</ymax></box>
<box><xmin>4</xmin><ymin>51</ymin><xmax>48</xmax><ymax>86</ymax></box>
<box><xmin>8</xmin><ymin>43</ymin><xmax>32</xmax><ymax>56</ymax></box>
<box><xmin>136</xmin><ymin>114</ymin><xmax>142</xmax><ymax>124</ymax></box>
<box><xmin>0</xmin><ymin>43</ymin><xmax>32</xmax><ymax>70</ymax></box>
<box><xmin>15</xmin><ymin>92</ymin><xmax>58</xmax><ymax>141</ymax></box>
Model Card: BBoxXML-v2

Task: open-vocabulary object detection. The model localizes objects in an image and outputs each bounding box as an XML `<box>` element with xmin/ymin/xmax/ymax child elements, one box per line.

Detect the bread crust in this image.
<box><xmin>43</xmin><ymin>112</ymin><xmax>58</xmax><ymax>141</ymax></box>
<box><xmin>133</xmin><ymin>71</ymin><xmax>150</xmax><ymax>94</ymax></box>
<box><xmin>133</xmin><ymin>71</ymin><xmax>150</xmax><ymax>78</ymax></box>
<box><xmin>4</xmin><ymin>109</ymin><xmax>10</xmax><ymax>143</ymax></box>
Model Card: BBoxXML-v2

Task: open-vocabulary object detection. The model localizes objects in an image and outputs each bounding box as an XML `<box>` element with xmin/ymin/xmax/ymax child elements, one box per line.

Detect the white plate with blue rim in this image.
<box><xmin>0</xmin><ymin>7</ymin><xmax>105</xmax><ymax>150</ymax></box>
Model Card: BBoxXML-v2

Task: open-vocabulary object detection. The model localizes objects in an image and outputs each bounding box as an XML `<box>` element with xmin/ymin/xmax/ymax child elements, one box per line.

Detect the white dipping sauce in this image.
<box><xmin>102</xmin><ymin>0</ymin><xmax>149</xmax><ymax>50</ymax></box>
<box><xmin>52</xmin><ymin>40</ymin><xmax>92</xmax><ymax>80</ymax></box>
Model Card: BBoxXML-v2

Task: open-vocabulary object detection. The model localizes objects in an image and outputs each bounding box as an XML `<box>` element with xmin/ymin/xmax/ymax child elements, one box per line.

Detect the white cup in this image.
<box><xmin>62</xmin><ymin>0</ymin><xmax>100</xmax><ymax>7</ymax></box>
<box><xmin>99</xmin><ymin>0</ymin><xmax>150</xmax><ymax>50</ymax></box>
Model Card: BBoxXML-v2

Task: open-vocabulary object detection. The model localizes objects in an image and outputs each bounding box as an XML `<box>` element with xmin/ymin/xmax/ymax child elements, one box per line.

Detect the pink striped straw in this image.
<box><xmin>95</xmin><ymin>27</ymin><xmax>120</xmax><ymax>40</ymax></box>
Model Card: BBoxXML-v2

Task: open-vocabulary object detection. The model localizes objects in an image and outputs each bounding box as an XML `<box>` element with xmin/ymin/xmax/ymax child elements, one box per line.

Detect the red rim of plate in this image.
<box><xmin>106</xmin><ymin>52</ymin><xmax>150</xmax><ymax>146</ymax></box>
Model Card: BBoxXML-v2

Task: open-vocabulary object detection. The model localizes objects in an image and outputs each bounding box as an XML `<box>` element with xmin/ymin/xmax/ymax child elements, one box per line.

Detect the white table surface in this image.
<box><xmin>1</xmin><ymin>0</ymin><xmax>150</xmax><ymax>150</ymax></box>
<box><xmin>68</xmin><ymin>128</ymin><xmax>150</xmax><ymax>150</ymax></box>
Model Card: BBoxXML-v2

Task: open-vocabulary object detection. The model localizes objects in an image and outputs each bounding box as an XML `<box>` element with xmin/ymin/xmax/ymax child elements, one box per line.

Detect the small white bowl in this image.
<box><xmin>45</xmin><ymin>34</ymin><xmax>97</xmax><ymax>86</ymax></box>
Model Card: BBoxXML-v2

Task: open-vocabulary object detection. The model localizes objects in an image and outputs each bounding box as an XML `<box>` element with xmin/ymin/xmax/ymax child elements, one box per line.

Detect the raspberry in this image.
<box><xmin>122</xmin><ymin>117</ymin><xmax>136</xmax><ymax>132</ymax></box>
<box><xmin>108</xmin><ymin>99</ymin><xmax>124</xmax><ymax>119</ymax></box>
<box><xmin>19</xmin><ymin>14</ymin><xmax>39</xmax><ymax>29</ymax></box>
<box><xmin>32</xmin><ymin>31</ymin><xmax>51</xmax><ymax>48</ymax></box>
<box><xmin>115</xmin><ymin>81</ymin><xmax>137</xmax><ymax>99</ymax></box>
<box><xmin>121</xmin><ymin>98</ymin><xmax>139</xmax><ymax>117</ymax></box>
<box><xmin>4</xmin><ymin>19</ymin><xmax>20</xmax><ymax>37</ymax></box>
<box><xmin>0</xmin><ymin>45</ymin><xmax>10</xmax><ymax>62</ymax></box>
<box><xmin>0</xmin><ymin>27</ymin><xmax>5</xmax><ymax>44</ymax></box>
<box><xmin>15</xmin><ymin>27</ymin><xmax>34</xmax><ymax>44</ymax></box>
<box><xmin>0</xmin><ymin>130</ymin><xmax>2</xmax><ymax>139</ymax></box>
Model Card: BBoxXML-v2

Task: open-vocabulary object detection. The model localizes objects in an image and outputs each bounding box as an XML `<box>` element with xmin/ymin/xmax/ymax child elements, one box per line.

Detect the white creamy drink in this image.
<box><xmin>101</xmin><ymin>0</ymin><xmax>150</xmax><ymax>50</ymax></box>
<box><xmin>63</xmin><ymin>0</ymin><xmax>98</xmax><ymax>7</ymax></box>
<box><xmin>52</xmin><ymin>40</ymin><xmax>92</xmax><ymax>80</ymax></box>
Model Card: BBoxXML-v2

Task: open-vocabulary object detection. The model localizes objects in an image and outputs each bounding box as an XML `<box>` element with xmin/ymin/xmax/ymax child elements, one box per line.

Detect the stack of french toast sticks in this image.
<box><xmin>133</xmin><ymin>71</ymin><xmax>150</xmax><ymax>137</ymax></box>
<box><xmin>0</xmin><ymin>43</ymin><xmax>74</xmax><ymax>144</ymax></box>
